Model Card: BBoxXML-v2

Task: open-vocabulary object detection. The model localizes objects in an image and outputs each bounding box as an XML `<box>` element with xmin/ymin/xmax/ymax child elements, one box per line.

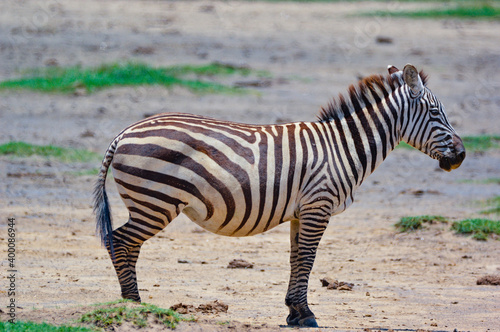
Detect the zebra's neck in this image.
<box><xmin>319</xmin><ymin>74</ymin><xmax>405</xmax><ymax>188</ymax></box>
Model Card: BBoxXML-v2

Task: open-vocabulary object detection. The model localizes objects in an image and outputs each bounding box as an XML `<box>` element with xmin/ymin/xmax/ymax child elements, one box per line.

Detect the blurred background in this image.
<box><xmin>1</xmin><ymin>1</ymin><xmax>499</xmax><ymax>330</ymax></box>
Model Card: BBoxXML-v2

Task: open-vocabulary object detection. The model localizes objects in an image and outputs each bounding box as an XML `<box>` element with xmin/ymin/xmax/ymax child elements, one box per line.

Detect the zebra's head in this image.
<box><xmin>388</xmin><ymin>64</ymin><xmax>466</xmax><ymax>172</ymax></box>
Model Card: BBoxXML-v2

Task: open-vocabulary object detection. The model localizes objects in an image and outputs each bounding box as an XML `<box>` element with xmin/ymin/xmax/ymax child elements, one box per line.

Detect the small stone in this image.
<box><xmin>375</xmin><ymin>36</ymin><xmax>393</xmax><ymax>44</ymax></box>
<box><xmin>227</xmin><ymin>259</ymin><xmax>253</xmax><ymax>269</ymax></box>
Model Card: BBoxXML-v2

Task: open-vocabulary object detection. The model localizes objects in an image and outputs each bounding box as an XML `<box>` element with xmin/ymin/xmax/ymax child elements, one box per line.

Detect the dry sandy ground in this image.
<box><xmin>1</xmin><ymin>1</ymin><xmax>500</xmax><ymax>331</ymax></box>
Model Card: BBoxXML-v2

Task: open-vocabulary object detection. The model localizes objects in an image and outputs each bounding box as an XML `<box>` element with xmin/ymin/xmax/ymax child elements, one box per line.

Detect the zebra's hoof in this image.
<box><xmin>298</xmin><ymin>316</ymin><xmax>318</xmax><ymax>327</ymax></box>
<box><xmin>122</xmin><ymin>294</ymin><xmax>141</xmax><ymax>303</ymax></box>
<box><xmin>286</xmin><ymin>315</ymin><xmax>300</xmax><ymax>326</ymax></box>
<box><xmin>286</xmin><ymin>306</ymin><xmax>301</xmax><ymax>326</ymax></box>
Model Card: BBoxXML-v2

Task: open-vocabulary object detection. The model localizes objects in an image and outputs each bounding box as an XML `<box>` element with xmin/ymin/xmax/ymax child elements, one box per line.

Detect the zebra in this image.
<box><xmin>94</xmin><ymin>64</ymin><xmax>465</xmax><ymax>327</ymax></box>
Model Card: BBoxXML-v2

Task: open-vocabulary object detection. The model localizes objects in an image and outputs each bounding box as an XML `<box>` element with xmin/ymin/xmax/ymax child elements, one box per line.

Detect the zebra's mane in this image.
<box><xmin>317</xmin><ymin>70</ymin><xmax>428</xmax><ymax>122</ymax></box>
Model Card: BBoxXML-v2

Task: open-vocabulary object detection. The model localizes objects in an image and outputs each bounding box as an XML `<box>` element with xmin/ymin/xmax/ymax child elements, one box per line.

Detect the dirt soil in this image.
<box><xmin>1</xmin><ymin>1</ymin><xmax>499</xmax><ymax>331</ymax></box>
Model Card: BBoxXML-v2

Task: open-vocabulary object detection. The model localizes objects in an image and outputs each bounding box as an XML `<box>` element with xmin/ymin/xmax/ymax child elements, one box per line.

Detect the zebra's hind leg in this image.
<box><xmin>106</xmin><ymin>231</ymin><xmax>143</xmax><ymax>302</ymax></box>
<box><xmin>107</xmin><ymin>214</ymin><xmax>171</xmax><ymax>302</ymax></box>
<box><xmin>285</xmin><ymin>217</ymin><xmax>328</xmax><ymax>327</ymax></box>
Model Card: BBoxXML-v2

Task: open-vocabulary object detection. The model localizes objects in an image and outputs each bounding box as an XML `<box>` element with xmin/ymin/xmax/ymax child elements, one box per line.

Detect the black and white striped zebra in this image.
<box><xmin>94</xmin><ymin>64</ymin><xmax>465</xmax><ymax>327</ymax></box>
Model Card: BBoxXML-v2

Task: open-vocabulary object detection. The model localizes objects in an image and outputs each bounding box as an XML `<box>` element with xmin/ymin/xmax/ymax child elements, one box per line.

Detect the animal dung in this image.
<box><xmin>320</xmin><ymin>278</ymin><xmax>354</xmax><ymax>291</ymax></box>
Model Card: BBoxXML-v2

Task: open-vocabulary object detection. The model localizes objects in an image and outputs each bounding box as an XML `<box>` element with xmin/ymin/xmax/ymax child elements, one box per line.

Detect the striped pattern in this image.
<box><xmin>94</xmin><ymin>64</ymin><xmax>465</xmax><ymax>327</ymax></box>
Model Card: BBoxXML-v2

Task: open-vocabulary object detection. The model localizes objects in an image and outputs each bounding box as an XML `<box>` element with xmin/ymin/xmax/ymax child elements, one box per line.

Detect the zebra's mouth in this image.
<box><xmin>438</xmin><ymin>153</ymin><xmax>465</xmax><ymax>172</ymax></box>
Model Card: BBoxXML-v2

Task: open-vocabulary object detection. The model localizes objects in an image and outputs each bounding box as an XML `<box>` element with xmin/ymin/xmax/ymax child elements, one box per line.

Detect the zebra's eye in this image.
<box><xmin>429</xmin><ymin>108</ymin><xmax>440</xmax><ymax>116</ymax></box>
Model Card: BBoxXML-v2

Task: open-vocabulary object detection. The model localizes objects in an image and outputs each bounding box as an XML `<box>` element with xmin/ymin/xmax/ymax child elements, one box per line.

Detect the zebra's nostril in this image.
<box><xmin>457</xmin><ymin>150</ymin><xmax>466</xmax><ymax>162</ymax></box>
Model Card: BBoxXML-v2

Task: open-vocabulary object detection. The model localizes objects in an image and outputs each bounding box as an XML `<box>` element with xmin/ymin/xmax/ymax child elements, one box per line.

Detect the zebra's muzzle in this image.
<box><xmin>439</xmin><ymin>156</ymin><xmax>462</xmax><ymax>172</ymax></box>
<box><xmin>439</xmin><ymin>136</ymin><xmax>466</xmax><ymax>172</ymax></box>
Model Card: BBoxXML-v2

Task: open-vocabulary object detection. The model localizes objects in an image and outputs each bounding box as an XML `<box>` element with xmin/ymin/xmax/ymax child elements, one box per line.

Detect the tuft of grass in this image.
<box><xmin>0</xmin><ymin>321</ymin><xmax>92</xmax><ymax>332</ymax></box>
<box><xmin>0</xmin><ymin>62</ymin><xmax>267</xmax><ymax>94</ymax></box>
<box><xmin>364</xmin><ymin>3</ymin><xmax>500</xmax><ymax>20</ymax></box>
<box><xmin>79</xmin><ymin>300</ymin><xmax>194</xmax><ymax>329</ymax></box>
<box><xmin>67</xmin><ymin>168</ymin><xmax>101</xmax><ymax>177</ymax></box>
<box><xmin>395</xmin><ymin>215</ymin><xmax>448</xmax><ymax>232</ymax></box>
<box><xmin>451</xmin><ymin>218</ymin><xmax>500</xmax><ymax>241</ymax></box>
<box><xmin>480</xmin><ymin>196</ymin><xmax>500</xmax><ymax>215</ymax></box>
<box><xmin>216</xmin><ymin>320</ymin><xmax>232</xmax><ymax>325</ymax></box>
<box><xmin>0</xmin><ymin>141</ymin><xmax>100</xmax><ymax>163</ymax></box>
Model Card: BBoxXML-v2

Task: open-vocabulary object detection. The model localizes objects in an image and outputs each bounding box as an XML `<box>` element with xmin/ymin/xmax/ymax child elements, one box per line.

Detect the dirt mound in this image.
<box><xmin>476</xmin><ymin>275</ymin><xmax>500</xmax><ymax>285</ymax></box>
<box><xmin>170</xmin><ymin>300</ymin><xmax>229</xmax><ymax>315</ymax></box>
<box><xmin>227</xmin><ymin>259</ymin><xmax>254</xmax><ymax>269</ymax></box>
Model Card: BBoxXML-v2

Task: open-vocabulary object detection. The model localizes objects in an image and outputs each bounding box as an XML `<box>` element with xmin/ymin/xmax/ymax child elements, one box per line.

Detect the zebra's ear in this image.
<box><xmin>387</xmin><ymin>65</ymin><xmax>399</xmax><ymax>74</ymax></box>
<box><xmin>403</xmin><ymin>64</ymin><xmax>424</xmax><ymax>96</ymax></box>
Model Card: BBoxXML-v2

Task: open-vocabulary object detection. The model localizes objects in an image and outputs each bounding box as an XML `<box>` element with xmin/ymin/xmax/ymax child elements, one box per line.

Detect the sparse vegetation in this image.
<box><xmin>451</xmin><ymin>218</ymin><xmax>500</xmax><ymax>241</ymax></box>
<box><xmin>480</xmin><ymin>196</ymin><xmax>500</xmax><ymax>215</ymax></box>
<box><xmin>364</xmin><ymin>2</ymin><xmax>500</xmax><ymax>20</ymax></box>
<box><xmin>216</xmin><ymin>320</ymin><xmax>232</xmax><ymax>325</ymax></box>
<box><xmin>458</xmin><ymin>178</ymin><xmax>500</xmax><ymax>185</ymax></box>
<box><xmin>165</xmin><ymin>62</ymin><xmax>269</xmax><ymax>78</ymax></box>
<box><xmin>79</xmin><ymin>299</ymin><xmax>194</xmax><ymax>329</ymax></box>
<box><xmin>0</xmin><ymin>62</ymin><xmax>268</xmax><ymax>94</ymax></box>
<box><xmin>0</xmin><ymin>141</ymin><xmax>100</xmax><ymax>163</ymax></box>
<box><xmin>0</xmin><ymin>321</ymin><xmax>92</xmax><ymax>332</ymax></box>
<box><xmin>67</xmin><ymin>168</ymin><xmax>101</xmax><ymax>177</ymax></box>
<box><xmin>395</xmin><ymin>215</ymin><xmax>448</xmax><ymax>232</ymax></box>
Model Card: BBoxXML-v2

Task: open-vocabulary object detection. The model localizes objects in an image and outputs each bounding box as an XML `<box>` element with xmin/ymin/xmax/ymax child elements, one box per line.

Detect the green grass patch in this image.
<box><xmin>79</xmin><ymin>300</ymin><xmax>193</xmax><ymax>329</ymax></box>
<box><xmin>396</xmin><ymin>141</ymin><xmax>415</xmax><ymax>150</ymax></box>
<box><xmin>0</xmin><ymin>141</ymin><xmax>100</xmax><ymax>163</ymax></box>
<box><xmin>0</xmin><ymin>62</ymin><xmax>268</xmax><ymax>94</ymax></box>
<box><xmin>395</xmin><ymin>215</ymin><xmax>448</xmax><ymax>232</ymax></box>
<box><xmin>364</xmin><ymin>3</ymin><xmax>500</xmax><ymax>20</ymax></box>
<box><xmin>398</xmin><ymin>214</ymin><xmax>500</xmax><ymax>240</ymax></box>
<box><xmin>451</xmin><ymin>218</ymin><xmax>500</xmax><ymax>240</ymax></box>
<box><xmin>462</xmin><ymin>135</ymin><xmax>500</xmax><ymax>152</ymax></box>
<box><xmin>0</xmin><ymin>321</ymin><xmax>92</xmax><ymax>332</ymax></box>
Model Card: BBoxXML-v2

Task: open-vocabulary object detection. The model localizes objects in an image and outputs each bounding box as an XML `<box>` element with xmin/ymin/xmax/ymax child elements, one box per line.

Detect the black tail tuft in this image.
<box><xmin>93</xmin><ymin>177</ymin><xmax>115</xmax><ymax>261</ymax></box>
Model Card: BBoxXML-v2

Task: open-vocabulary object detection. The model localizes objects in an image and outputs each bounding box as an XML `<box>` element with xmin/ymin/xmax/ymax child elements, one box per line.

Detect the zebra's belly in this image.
<box><xmin>112</xmin><ymin>151</ymin><xmax>296</xmax><ymax>237</ymax></box>
<box><xmin>182</xmin><ymin>203</ymin><xmax>289</xmax><ymax>237</ymax></box>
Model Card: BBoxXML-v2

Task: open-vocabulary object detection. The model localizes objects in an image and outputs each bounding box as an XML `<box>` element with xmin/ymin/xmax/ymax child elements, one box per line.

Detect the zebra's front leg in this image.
<box><xmin>285</xmin><ymin>220</ymin><xmax>301</xmax><ymax>325</ymax></box>
<box><xmin>285</xmin><ymin>218</ymin><xmax>328</xmax><ymax>327</ymax></box>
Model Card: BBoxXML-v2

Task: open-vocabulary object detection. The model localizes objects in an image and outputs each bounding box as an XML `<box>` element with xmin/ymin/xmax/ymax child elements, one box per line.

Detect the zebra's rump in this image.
<box><xmin>110</xmin><ymin>113</ymin><xmax>307</xmax><ymax>237</ymax></box>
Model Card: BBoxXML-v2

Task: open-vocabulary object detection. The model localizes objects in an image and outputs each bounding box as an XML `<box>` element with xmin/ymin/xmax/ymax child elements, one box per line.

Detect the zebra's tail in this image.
<box><xmin>93</xmin><ymin>136</ymin><xmax>121</xmax><ymax>262</ymax></box>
